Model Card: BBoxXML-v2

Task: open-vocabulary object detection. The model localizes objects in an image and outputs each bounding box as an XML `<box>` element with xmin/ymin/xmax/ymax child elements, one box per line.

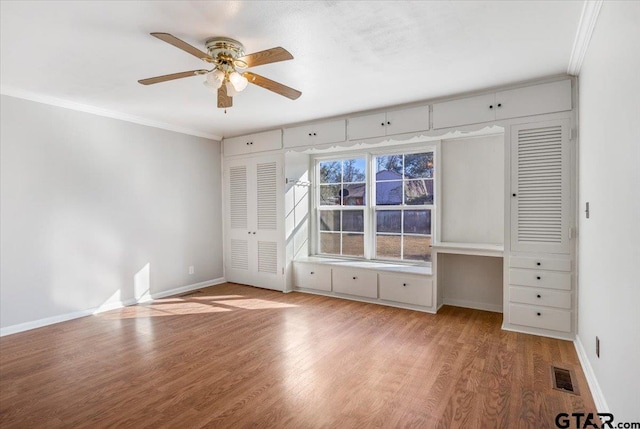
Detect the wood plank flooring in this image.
<box><xmin>0</xmin><ymin>283</ymin><xmax>597</xmax><ymax>428</ymax></box>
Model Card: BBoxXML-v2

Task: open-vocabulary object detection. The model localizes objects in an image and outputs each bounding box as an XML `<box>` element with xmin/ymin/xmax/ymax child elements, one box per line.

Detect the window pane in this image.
<box><xmin>376</xmin><ymin>155</ymin><xmax>402</xmax><ymax>177</ymax></box>
<box><xmin>320</xmin><ymin>184</ymin><xmax>341</xmax><ymax>205</ymax></box>
<box><xmin>343</xmin><ymin>158</ymin><xmax>366</xmax><ymax>183</ymax></box>
<box><xmin>342</xmin><ymin>210</ymin><xmax>364</xmax><ymax>232</ymax></box>
<box><xmin>320</xmin><ymin>161</ymin><xmax>341</xmax><ymax>183</ymax></box>
<box><xmin>403</xmin><ymin>236</ymin><xmax>432</xmax><ymax>262</ymax></box>
<box><xmin>342</xmin><ymin>233</ymin><xmax>364</xmax><ymax>257</ymax></box>
<box><xmin>319</xmin><ymin>210</ymin><xmax>341</xmax><ymax>232</ymax></box>
<box><xmin>376</xmin><ymin>235</ymin><xmax>401</xmax><ymax>260</ymax></box>
<box><xmin>376</xmin><ymin>210</ymin><xmax>401</xmax><ymax>233</ymax></box>
<box><xmin>403</xmin><ymin>210</ymin><xmax>431</xmax><ymax>235</ymax></box>
<box><xmin>405</xmin><ymin>179</ymin><xmax>434</xmax><ymax>205</ymax></box>
<box><xmin>404</xmin><ymin>153</ymin><xmax>434</xmax><ymax>179</ymax></box>
<box><xmin>342</xmin><ymin>183</ymin><xmax>366</xmax><ymax>206</ymax></box>
<box><xmin>320</xmin><ymin>232</ymin><xmax>340</xmax><ymax>254</ymax></box>
<box><xmin>376</xmin><ymin>181</ymin><xmax>403</xmax><ymax>205</ymax></box>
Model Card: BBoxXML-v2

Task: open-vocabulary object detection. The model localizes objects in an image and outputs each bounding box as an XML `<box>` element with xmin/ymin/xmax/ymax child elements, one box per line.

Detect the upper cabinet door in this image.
<box><xmin>348</xmin><ymin>112</ymin><xmax>386</xmax><ymax>141</ymax></box>
<box><xmin>223</xmin><ymin>129</ymin><xmax>282</xmax><ymax>157</ymax></box>
<box><xmin>496</xmin><ymin>80</ymin><xmax>572</xmax><ymax>120</ymax></box>
<box><xmin>283</xmin><ymin>119</ymin><xmax>346</xmax><ymax>148</ymax></box>
<box><xmin>510</xmin><ymin>119</ymin><xmax>571</xmax><ymax>254</ymax></box>
<box><xmin>432</xmin><ymin>93</ymin><xmax>496</xmax><ymax>129</ymax></box>
<box><xmin>385</xmin><ymin>105</ymin><xmax>430</xmax><ymax>136</ymax></box>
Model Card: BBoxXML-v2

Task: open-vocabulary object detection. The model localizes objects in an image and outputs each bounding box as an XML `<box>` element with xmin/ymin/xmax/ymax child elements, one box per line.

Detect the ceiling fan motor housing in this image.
<box><xmin>205</xmin><ymin>37</ymin><xmax>246</xmax><ymax>70</ymax></box>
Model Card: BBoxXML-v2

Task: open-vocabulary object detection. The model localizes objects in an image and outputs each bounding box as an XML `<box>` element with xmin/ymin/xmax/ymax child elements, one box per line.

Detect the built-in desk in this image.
<box><xmin>432</xmin><ymin>243</ymin><xmax>504</xmax><ymax>313</ymax></box>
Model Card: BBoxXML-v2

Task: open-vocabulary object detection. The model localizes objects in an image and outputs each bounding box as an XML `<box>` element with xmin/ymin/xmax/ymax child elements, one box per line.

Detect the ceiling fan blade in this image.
<box><xmin>237</xmin><ymin>47</ymin><xmax>293</xmax><ymax>68</ymax></box>
<box><xmin>138</xmin><ymin>70</ymin><xmax>207</xmax><ymax>85</ymax></box>
<box><xmin>244</xmin><ymin>72</ymin><xmax>301</xmax><ymax>100</ymax></box>
<box><xmin>218</xmin><ymin>85</ymin><xmax>233</xmax><ymax>108</ymax></box>
<box><xmin>150</xmin><ymin>32</ymin><xmax>212</xmax><ymax>61</ymax></box>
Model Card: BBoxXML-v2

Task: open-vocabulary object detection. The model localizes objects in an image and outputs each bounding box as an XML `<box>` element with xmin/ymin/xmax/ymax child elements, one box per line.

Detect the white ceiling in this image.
<box><xmin>0</xmin><ymin>1</ymin><xmax>584</xmax><ymax>140</ymax></box>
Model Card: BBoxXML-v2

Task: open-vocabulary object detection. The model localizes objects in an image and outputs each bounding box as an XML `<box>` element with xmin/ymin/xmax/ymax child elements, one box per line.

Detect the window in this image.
<box><xmin>318</xmin><ymin>158</ymin><xmax>366</xmax><ymax>257</ymax></box>
<box><xmin>315</xmin><ymin>148</ymin><xmax>435</xmax><ymax>263</ymax></box>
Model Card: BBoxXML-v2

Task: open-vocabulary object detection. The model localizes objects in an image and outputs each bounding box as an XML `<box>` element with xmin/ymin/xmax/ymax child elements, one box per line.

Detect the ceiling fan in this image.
<box><xmin>138</xmin><ymin>33</ymin><xmax>301</xmax><ymax>109</ymax></box>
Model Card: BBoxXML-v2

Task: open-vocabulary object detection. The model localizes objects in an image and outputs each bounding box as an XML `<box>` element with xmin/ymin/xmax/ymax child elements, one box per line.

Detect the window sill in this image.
<box><xmin>295</xmin><ymin>256</ymin><xmax>432</xmax><ymax>276</ymax></box>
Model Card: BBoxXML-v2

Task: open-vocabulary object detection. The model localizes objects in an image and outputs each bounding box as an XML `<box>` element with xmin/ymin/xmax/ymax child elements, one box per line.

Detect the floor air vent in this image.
<box><xmin>551</xmin><ymin>366</ymin><xmax>579</xmax><ymax>394</ymax></box>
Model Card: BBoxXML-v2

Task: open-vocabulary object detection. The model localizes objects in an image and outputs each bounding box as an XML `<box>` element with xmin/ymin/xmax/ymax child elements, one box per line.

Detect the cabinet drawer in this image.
<box><xmin>294</xmin><ymin>262</ymin><xmax>331</xmax><ymax>292</ymax></box>
<box><xmin>509</xmin><ymin>286</ymin><xmax>571</xmax><ymax>309</ymax></box>
<box><xmin>509</xmin><ymin>304</ymin><xmax>571</xmax><ymax>333</ymax></box>
<box><xmin>509</xmin><ymin>269</ymin><xmax>571</xmax><ymax>290</ymax></box>
<box><xmin>332</xmin><ymin>267</ymin><xmax>377</xmax><ymax>298</ymax></box>
<box><xmin>509</xmin><ymin>256</ymin><xmax>571</xmax><ymax>272</ymax></box>
<box><xmin>379</xmin><ymin>274</ymin><xmax>433</xmax><ymax>307</ymax></box>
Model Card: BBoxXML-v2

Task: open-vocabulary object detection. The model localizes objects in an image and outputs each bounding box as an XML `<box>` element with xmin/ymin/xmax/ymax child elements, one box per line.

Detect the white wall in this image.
<box><xmin>577</xmin><ymin>1</ymin><xmax>640</xmax><ymax>421</ymax></box>
<box><xmin>440</xmin><ymin>134</ymin><xmax>504</xmax><ymax>244</ymax></box>
<box><xmin>0</xmin><ymin>95</ymin><xmax>224</xmax><ymax>332</ymax></box>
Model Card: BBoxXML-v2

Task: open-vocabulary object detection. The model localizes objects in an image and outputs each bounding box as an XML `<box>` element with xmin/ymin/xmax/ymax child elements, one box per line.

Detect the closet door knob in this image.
<box><xmin>308</xmin><ymin>133</ymin><xmax>312</xmax><ymax>136</ymax></box>
<box><xmin>247</xmin><ymin>231</ymin><xmax>251</xmax><ymax>234</ymax></box>
<box><xmin>489</xmin><ymin>105</ymin><xmax>494</xmax><ymax>109</ymax></box>
<box><xmin>252</xmin><ymin>232</ymin><xmax>256</xmax><ymax>235</ymax></box>
<box><xmin>387</xmin><ymin>121</ymin><xmax>391</xmax><ymax>125</ymax></box>
<box><xmin>497</xmin><ymin>103</ymin><xmax>502</xmax><ymax>107</ymax></box>
<box><xmin>381</xmin><ymin>122</ymin><xmax>385</xmax><ymax>126</ymax></box>
<box><xmin>537</xmin><ymin>294</ymin><xmax>541</xmax><ymax>298</ymax></box>
<box><xmin>512</xmin><ymin>193</ymin><xmax>517</xmax><ymax>197</ymax></box>
<box><xmin>313</xmin><ymin>133</ymin><xmax>317</xmax><ymax>136</ymax></box>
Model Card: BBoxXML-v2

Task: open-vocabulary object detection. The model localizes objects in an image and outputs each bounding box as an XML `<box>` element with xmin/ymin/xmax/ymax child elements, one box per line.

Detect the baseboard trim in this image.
<box><xmin>574</xmin><ymin>335</ymin><xmax>609</xmax><ymax>413</ymax></box>
<box><xmin>0</xmin><ymin>277</ymin><xmax>226</xmax><ymax>337</ymax></box>
<box><xmin>443</xmin><ymin>298</ymin><xmax>503</xmax><ymax>313</ymax></box>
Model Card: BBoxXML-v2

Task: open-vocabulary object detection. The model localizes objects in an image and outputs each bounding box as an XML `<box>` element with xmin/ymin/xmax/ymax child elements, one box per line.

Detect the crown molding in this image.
<box><xmin>567</xmin><ymin>0</ymin><xmax>603</xmax><ymax>76</ymax></box>
<box><xmin>0</xmin><ymin>85</ymin><xmax>222</xmax><ymax>141</ymax></box>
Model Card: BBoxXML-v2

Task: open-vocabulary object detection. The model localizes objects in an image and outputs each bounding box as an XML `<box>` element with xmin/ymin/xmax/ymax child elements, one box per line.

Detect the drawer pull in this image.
<box><xmin>536</xmin><ymin>262</ymin><xmax>541</xmax><ymax>266</ymax></box>
<box><xmin>537</xmin><ymin>294</ymin><xmax>541</xmax><ymax>298</ymax></box>
<box><xmin>403</xmin><ymin>283</ymin><xmax>407</xmax><ymax>287</ymax></box>
<box><xmin>310</xmin><ymin>272</ymin><xmax>314</xmax><ymax>275</ymax></box>
<box><xmin>352</xmin><ymin>276</ymin><xmax>357</xmax><ymax>280</ymax></box>
<box><xmin>536</xmin><ymin>276</ymin><xmax>541</xmax><ymax>280</ymax></box>
<box><xmin>537</xmin><ymin>312</ymin><xmax>541</xmax><ymax>316</ymax></box>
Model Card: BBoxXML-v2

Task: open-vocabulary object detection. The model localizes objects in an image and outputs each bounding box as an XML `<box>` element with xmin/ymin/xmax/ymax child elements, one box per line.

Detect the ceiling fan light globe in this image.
<box><xmin>229</xmin><ymin>71</ymin><xmax>248</xmax><ymax>92</ymax></box>
<box><xmin>205</xmin><ymin>70</ymin><xmax>224</xmax><ymax>89</ymax></box>
<box><xmin>225</xmin><ymin>81</ymin><xmax>238</xmax><ymax>97</ymax></box>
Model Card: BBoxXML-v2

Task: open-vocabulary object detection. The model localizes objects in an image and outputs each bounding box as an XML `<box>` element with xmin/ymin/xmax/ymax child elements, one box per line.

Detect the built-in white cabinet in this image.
<box><xmin>283</xmin><ymin>119</ymin><xmax>346</xmax><ymax>148</ymax></box>
<box><xmin>379</xmin><ymin>273</ymin><xmax>433</xmax><ymax>307</ymax></box>
<box><xmin>433</xmin><ymin>79</ymin><xmax>572</xmax><ymax>129</ymax></box>
<box><xmin>224</xmin><ymin>154</ymin><xmax>284</xmax><ymax>290</ymax></box>
<box><xmin>504</xmin><ymin>117</ymin><xmax>574</xmax><ymax>338</ymax></box>
<box><xmin>510</xmin><ymin>118</ymin><xmax>571</xmax><ymax>254</ymax></box>
<box><xmin>506</xmin><ymin>254</ymin><xmax>573</xmax><ymax>334</ymax></box>
<box><xmin>348</xmin><ymin>105</ymin><xmax>430</xmax><ymax>141</ymax></box>
<box><xmin>332</xmin><ymin>267</ymin><xmax>378</xmax><ymax>298</ymax></box>
<box><xmin>293</xmin><ymin>262</ymin><xmax>331</xmax><ymax>292</ymax></box>
<box><xmin>223</xmin><ymin>129</ymin><xmax>282</xmax><ymax>157</ymax></box>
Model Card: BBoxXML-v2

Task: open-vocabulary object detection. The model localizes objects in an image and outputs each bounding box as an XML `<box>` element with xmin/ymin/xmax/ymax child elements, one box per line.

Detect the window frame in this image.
<box><xmin>313</xmin><ymin>142</ymin><xmax>438</xmax><ymax>266</ymax></box>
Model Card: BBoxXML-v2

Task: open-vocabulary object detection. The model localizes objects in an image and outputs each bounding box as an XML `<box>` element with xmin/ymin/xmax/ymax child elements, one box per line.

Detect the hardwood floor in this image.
<box><xmin>1</xmin><ymin>283</ymin><xmax>596</xmax><ymax>428</ymax></box>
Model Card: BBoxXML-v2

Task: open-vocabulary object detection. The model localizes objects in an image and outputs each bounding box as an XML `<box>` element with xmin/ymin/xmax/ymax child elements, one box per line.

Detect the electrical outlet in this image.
<box><xmin>596</xmin><ymin>336</ymin><xmax>600</xmax><ymax>358</ymax></box>
<box><xmin>188</xmin><ymin>265</ymin><xmax>194</xmax><ymax>275</ymax></box>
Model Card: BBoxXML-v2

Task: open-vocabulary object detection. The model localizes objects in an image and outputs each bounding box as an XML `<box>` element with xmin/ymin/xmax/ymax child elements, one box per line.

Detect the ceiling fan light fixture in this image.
<box><xmin>203</xmin><ymin>69</ymin><xmax>225</xmax><ymax>90</ymax></box>
<box><xmin>229</xmin><ymin>71</ymin><xmax>248</xmax><ymax>92</ymax></box>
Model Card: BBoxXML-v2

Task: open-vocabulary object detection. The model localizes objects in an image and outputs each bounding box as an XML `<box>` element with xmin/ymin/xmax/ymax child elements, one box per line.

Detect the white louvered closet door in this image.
<box><xmin>510</xmin><ymin>119</ymin><xmax>571</xmax><ymax>254</ymax></box>
<box><xmin>224</xmin><ymin>154</ymin><xmax>284</xmax><ymax>290</ymax></box>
